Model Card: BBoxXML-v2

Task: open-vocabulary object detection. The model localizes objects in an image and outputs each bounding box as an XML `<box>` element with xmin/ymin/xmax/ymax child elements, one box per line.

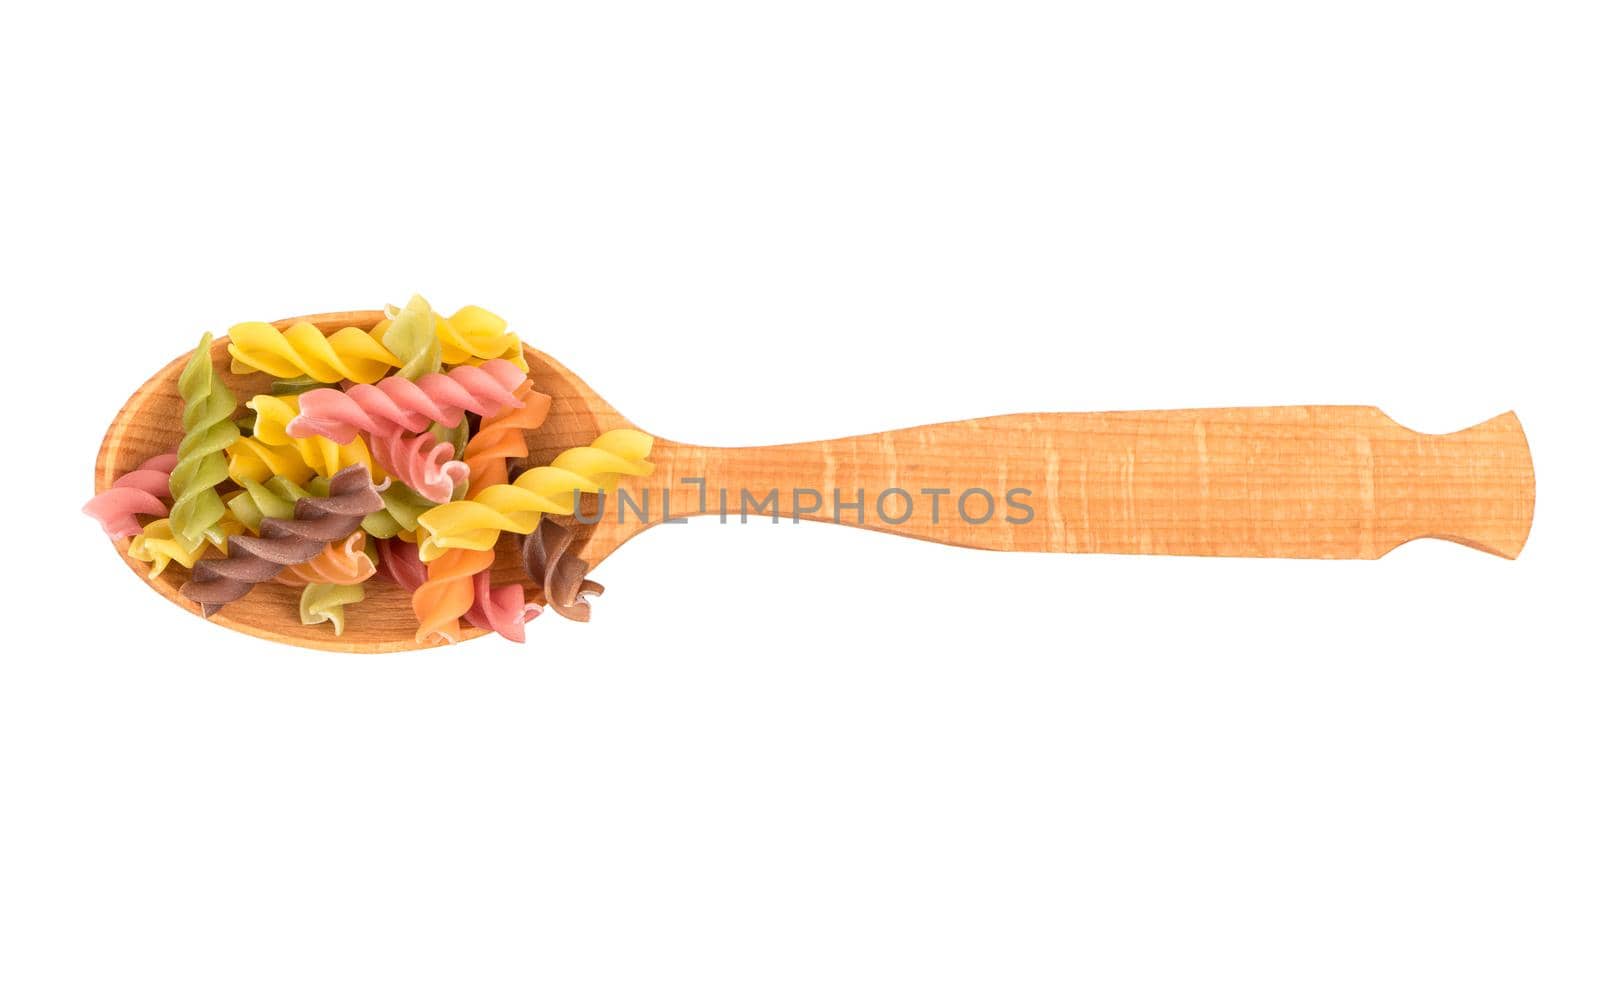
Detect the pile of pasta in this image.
<box><xmin>84</xmin><ymin>295</ymin><xmax>654</xmax><ymax>644</ymax></box>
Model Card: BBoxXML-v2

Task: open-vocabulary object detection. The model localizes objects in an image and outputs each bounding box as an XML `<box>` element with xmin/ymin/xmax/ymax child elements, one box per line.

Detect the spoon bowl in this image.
<box><xmin>95</xmin><ymin>310</ymin><xmax>640</xmax><ymax>652</ymax></box>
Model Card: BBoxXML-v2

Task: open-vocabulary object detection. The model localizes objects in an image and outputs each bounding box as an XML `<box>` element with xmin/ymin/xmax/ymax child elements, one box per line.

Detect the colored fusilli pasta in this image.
<box><xmin>285</xmin><ymin>359</ymin><xmax>526</xmax><ymax>443</ymax></box>
<box><xmin>415</xmin><ymin>429</ymin><xmax>655</xmax><ymax>559</ymax></box>
<box><xmin>276</xmin><ymin>531</ymin><xmax>377</xmax><ymax>586</ymax></box>
<box><xmin>168</xmin><ymin>334</ymin><xmax>241</xmax><ymax>550</ymax></box>
<box><xmin>412</xmin><ymin>546</ymin><xmax>494</xmax><ymax>645</ymax></box>
<box><xmin>521</xmin><ymin>518</ymin><xmax>604</xmax><ymax>622</ymax></box>
<box><xmin>299</xmin><ymin>583</ymin><xmax>367</xmax><ymax>636</ymax></box>
<box><xmin>435</xmin><ymin>303</ymin><xmax>527</xmax><ymax>371</ymax></box>
<box><xmin>379</xmin><ymin>294</ymin><xmax>444</xmax><ymax>380</ymax></box>
<box><xmin>225</xmin><ymin>434</ymin><xmax>315</xmax><ymax>485</ymax></box>
<box><xmin>463</xmin><ymin>386</ymin><xmax>552</xmax><ymax>496</ymax></box>
<box><xmin>84</xmin><ymin>452</ymin><xmax>178</xmax><ymax>539</ymax></box>
<box><xmin>128</xmin><ymin>513</ymin><xmax>242</xmax><ymax>579</ymax></box>
<box><xmin>227</xmin><ymin>321</ymin><xmax>400</xmax><ymax>384</ymax></box>
<box><xmin>370</xmin><ymin>427</ymin><xmax>468</xmax><ymax>504</ymax></box>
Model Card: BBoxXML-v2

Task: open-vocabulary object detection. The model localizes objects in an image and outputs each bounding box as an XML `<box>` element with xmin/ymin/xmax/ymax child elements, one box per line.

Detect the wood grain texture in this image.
<box><xmin>95</xmin><ymin>309</ymin><xmax>1535</xmax><ymax>652</ymax></box>
<box><xmin>606</xmin><ymin>409</ymin><xmax>1534</xmax><ymax>563</ymax></box>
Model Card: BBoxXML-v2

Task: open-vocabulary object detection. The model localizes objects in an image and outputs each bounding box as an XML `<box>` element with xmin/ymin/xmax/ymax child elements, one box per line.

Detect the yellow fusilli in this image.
<box><xmin>436</xmin><ymin>304</ymin><xmax>528</xmax><ymax>371</ymax></box>
<box><xmin>127</xmin><ymin>514</ymin><xmax>242</xmax><ymax>579</ymax></box>
<box><xmin>415</xmin><ymin>429</ymin><xmax>653</xmax><ymax>560</ymax></box>
<box><xmin>225</xmin><ymin>435</ymin><xmax>315</xmax><ymax>484</ymax></box>
<box><xmin>227</xmin><ymin>321</ymin><xmax>401</xmax><ymax>384</ymax></box>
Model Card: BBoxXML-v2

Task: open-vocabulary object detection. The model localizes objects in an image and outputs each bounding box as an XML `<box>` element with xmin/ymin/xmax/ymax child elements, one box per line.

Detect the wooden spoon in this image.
<box><xmin>95</xmin><ymin>309</ymin><xmax>1536</xmax><ymax>653</ymax></box>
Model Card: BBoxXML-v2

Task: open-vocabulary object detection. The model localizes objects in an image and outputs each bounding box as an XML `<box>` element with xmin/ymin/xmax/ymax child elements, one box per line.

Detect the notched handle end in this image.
<box><xmin>1376</xmin><ymin>409</ymin><xmax>1535</xmax><ymax>560</ymax></box>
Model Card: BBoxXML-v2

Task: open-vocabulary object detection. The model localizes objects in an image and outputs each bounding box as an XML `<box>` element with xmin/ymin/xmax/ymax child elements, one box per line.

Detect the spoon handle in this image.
<box><xmin>648</xmin><ymin>406</ymin><xmax>1533</xmax><ymax>559</ymax></box>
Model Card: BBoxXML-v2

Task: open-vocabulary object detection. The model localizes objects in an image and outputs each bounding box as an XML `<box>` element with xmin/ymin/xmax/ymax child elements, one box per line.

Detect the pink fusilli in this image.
<box><xmin>376</xmin><ymin>537</ymin><xmax>428</xmax><ymax>593</ymax></box>
<box><xmin>370</xmin><ymin>428</ymin><xmax>469</xmax><ymax>504</ymax></box>
<box><xmin>285</xmin><ymin>359</ymin><xmax>526</xmax><ymax>443</ymax></box>
<box><xmin>83</xmin><ymin>453</ymin><xmax>179</xmax><ymax>539</ymax></box>
<box><xmin>472</xmin><ymin>573</ymin><xmax>541</xmax><ymax>644</ymax></box>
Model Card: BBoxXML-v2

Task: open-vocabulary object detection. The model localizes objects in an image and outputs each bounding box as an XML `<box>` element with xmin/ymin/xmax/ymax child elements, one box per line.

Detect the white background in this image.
<box><xmin>2</xmin><ymin>2</ymin><xmax>1596</xmax><ymax>1000</ymax></box>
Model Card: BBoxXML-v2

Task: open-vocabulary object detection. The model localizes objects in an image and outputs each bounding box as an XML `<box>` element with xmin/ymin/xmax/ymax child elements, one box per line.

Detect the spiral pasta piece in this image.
<box><xmin>181</xmin><ymin>466</ymin><xmax>384</xmax><ymax>617</ymax></box>
<box><xmin>225</xmin><ymin>435</ymin><xmax>315</xmax><ymax>485</ymax></box>
<box><xmin>436</xmin><ymin>304</ymin><xmax>527</xmax><ymax>371</ymax></box>
<box><xmin>378</xmin><ymin>539</ymin><xmax>537</xmax><ymax>644</ymax></box>
<box><xmin>128</xmin><ymin>519</ymin><xmax>205</xmax><ymax>579</ymax></box>
<box><xmin>127</xmin><ymin>514</ymin><xmax>242</xmax><ymax>579</ymax></box>
<box><xmin>471</xmin><ymin>573</ymin><xmax>541</xmax><ymax>643</ymax></box>
<box><xmin>463</xmin><ymin>386</ymin><xmax>553</xmax><ymax>496</ymax></box>
<box><xmin>248</xmin><ymin>394</ymin><xmax>385</xmax><ymax>481</ymax></box>
<box><xmin>276</xmin><ymin>531</ymin><xmax>377</xmax><ymax>587</ymax></box>
<box><xmin>380</xmin><ymin>294</ymin><xmax>443</xmax><ymax>380</ymax></box>
<box><xmin>298</xmin><ymin>583</ymin><xmax>366</xmax><ymax>636</ymax></box>
<box><xmin>227</xmin><ymin>321</ymin><xmax>401</xmax><ymax>384</ymax></box>
<box><xmin>416</xmin><ymin>465</ymin><xmax>593</xmax><ymax>557</ymax></box>
<box><xmin>284</xmin><ymin>359</ymin><xmax>526</xmax><ymax>444</ymax></box>
<box><xmin>416</xmin><ymin>429</ymin><xmax>654</xmax><ymax>559</ymax></box>
<box><xmin>412</xmin><ymin>547</ymin><xmax>494</xmax><ymax>645</ymax></box>
<box><xmin>370</xmin><ymin>427</ymin><xmax>468</xmax><ymax>504</ymax></box>
<box><xmin>521</xmin><ymin>518</ymin><xmax>604</xmax><ymax>622</ymax></box>
<box><xmin>375</xmin><ymin>538</ymin><xmax>428</xmax><ymax>593</ymax></box>
<box><xmin>84</xmin><ymin>452</ymin><xmax>179</xmax><ymax>539</ymax></box>
<box><xmin>168</xmin><ymin>333</ymin><xmax>240</xmax><ymax>550</ymax></box>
